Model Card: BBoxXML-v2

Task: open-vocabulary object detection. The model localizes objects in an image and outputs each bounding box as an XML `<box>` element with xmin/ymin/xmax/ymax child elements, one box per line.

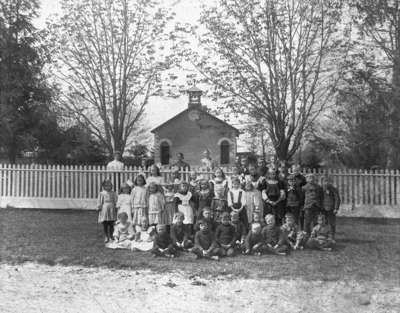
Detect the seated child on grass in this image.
<box><xmin>131</xmin><ymin>217</ymin><xmax>155</xmax><ymax>251</ymax></box>
<box><xmin>151</xmin><ymin>224</ymin><xmax>177</xmax><ymax>258</ymax></box>
<box><xmin>106</xmin><ymin>212</ymin><xmax>135</xmax><ymax>250</ymax></box>
<box><xmin>244</xmin><ymin>223</ymin><xmax>264</xmax><ymax>256</ymax></box>
<box><xmin>192</xmin><ymin>220</ymin><xmax>221</xmax><ymax>260</ymax></box>
<box><xmin>230</xmin><ymin>212</ymin><xmax>246</xmax><ymax>251</ymax></box>
<box><xmin>280</xmin><ymin>212</ymin><xmax>307</xmax><ymax>250</ymax></box>
<box><xmin>170</xmin><ymin>212</ymin><xmax>193</xmax><ymax>251</ymax></box>
<box><xmin>215</xmin><ymin>212</ymin><xmax>237</xmax><ymax>257</ymax></box>
<box><xmin>306</xmin><ymin>214</ymin><xmax>335</xmax><ymax>251</ymax></box>
<box><xmin>261</xmin><ymin>214</ymin><xmax>288</xmax><ymax>255</ymax></box>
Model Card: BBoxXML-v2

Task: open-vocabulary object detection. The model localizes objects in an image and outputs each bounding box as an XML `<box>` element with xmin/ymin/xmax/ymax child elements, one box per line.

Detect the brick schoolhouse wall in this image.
<box><xmin>153</xmin><ymin>111</ymin><xmax>237</xmax><ymax>166</ymax></box>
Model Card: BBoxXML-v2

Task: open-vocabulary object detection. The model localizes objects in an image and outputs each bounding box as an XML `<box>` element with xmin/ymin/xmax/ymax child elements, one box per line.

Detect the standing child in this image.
<box><xmin>192</xmin><ymin>220</ymin><xmax>220</xmax><ymax>260</ymax></box>
<box><xmin>147</xmin><ymin>182</ymin><xmax>165</xmax><ymax>226</ymax></box>
<box><xmin>192</xmin><ymin>179</ymin><xmax>214</xmax><ymax>219</ymax></box>
<box><xmin>280</xmin><ymin>212</ymin><xmax>307</xmax><ymax>250</ymax></box>
<box><xmin>163</xmin><ymin>182</ymin><xmax>177</xmax><ymax>227</ymax></box>
<box><xmin>262</xmin><ymin>169</ymin><xmax>286</xmax><ymax>225</ymax></box>
<box><xmin>170</xmin><ymin>212</ymin><xmax>193</xmax><ymax>251</ymax></box>
<box><xmin>194</xmin><ymin>207</ymin><xmax>218</xmax><ymax>233</ymax></box>
<box><xmin>243</xmin><ymin>181</ymin><xmax>263</xmax><ymax>228</ymax></box>
<box><xmin>321</xmin><ymin>175</ymin><xmax>340</xmax><ymax>239</ymax></box>
<box><xmin>244</xmin><ymin>222</ymin><xmax>264</xmax><ymax>255</ymax></box>
<box><xmin>227</xmin><ymin>177</ymin><xmax>248</xmax><ymax>226</ymax></box>
<box><xmin>171</xmin><ymin>167</ymin><xmax>182</xmax><ymax>192</ymax></box>
<box><xmin>215</xmin><ymin>212</ymin><xmax>237</xmax><ymax>257</ymax></box>
<box><xmin>116</xmin><ymin>183</ymin><xmax>133</xmax><ymax>222</ymax></box>
<box><xmin>188</xmin><ymin>171</ymin><xmax>200</xmax><ymax>194</ymax></box>
<box><xmin>107</xmin><ymin>212</ymin><xmax>135</xmax><ymax>249</ymax></box>
<box><xmin>302</xmin><ymin>174</ymin><xmax>323</xmax><ymax>235</ymax></box>
<box><xmin>151</xmin><ymin>224</ymin><xmax>176</xmax><ymax>258</ymax></box>
<box><xmin>230</xmin><ymin>212</ymin><xmax>246</xmax><ymax>252</ymax></box>
<box><xmin>307</xmin><ymin>214</ymin><xmax>335</xmax><ymax>251</ymax></box>
<box><xmin>131</xmin><ymin>174</ymin><xmax>148</xmax><ymax>226</ymax></box>
<box><xmin>97</xmin><ymin>179</ymin><xmax>118</xmax><ymax>243</ymax></box>
<box><xmin>227</xmin><ymin>166</ymin><xmax>245</xmax><ymax>190</ymax></box>
<box><xmin>175</xmin><ymin>182</ymin><xmax>194</xmax><ymax>236</ymax></box>
<box><xmin>131</xmin><ymin>216</ymin><xmax>155</xmax><ymax>251</ymax></box>
<box><xmin>261</xmin><ymin>214</ymin><xmax>288</xmax><ymax>255</ymax></box>
<box><xmin>285</xmin><ymin>174</ymin><xmax>304</xmax><ymax>226</ymax></box>
<box><xmin>210</xmin><ymin>168</ymin><xmax>228</xmax><ymax>222</ymax></box>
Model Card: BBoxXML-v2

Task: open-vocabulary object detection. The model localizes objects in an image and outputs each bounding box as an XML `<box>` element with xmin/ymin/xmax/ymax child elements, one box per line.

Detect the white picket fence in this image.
<box><xmin>1</xmin><ymin>164</ymin><xmax>400</xmax><ymax>212</ymax></box>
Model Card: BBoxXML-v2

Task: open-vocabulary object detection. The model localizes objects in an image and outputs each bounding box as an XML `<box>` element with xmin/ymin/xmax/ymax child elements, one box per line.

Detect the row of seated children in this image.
<box><xmin>108</xmin><ymin>207</ymin><xmax>335</xmax><ymax>260</ymax></box>
<box><xmin>97</xmin><ymin>170</ymin><xmax>340</xmax><ymax>248</ymax></box>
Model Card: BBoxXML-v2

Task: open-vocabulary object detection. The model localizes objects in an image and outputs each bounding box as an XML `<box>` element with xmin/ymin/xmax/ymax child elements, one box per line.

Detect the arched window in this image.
<box><xmin>220</xmin><ymin>140</ymin><xmax>230</xmax><ymax>165</ymax></box>
<box><xmin>160</xmin><ymin>142</ymin><xmax>170</xmax><ymax>165</ymax></box>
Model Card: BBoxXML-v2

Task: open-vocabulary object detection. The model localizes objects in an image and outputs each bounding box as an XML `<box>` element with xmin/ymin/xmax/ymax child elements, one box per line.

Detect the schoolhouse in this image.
<box><xmin>151</xmin><ymin>87</ymin><xmax>239</xmax><ymax>167</ymax></box>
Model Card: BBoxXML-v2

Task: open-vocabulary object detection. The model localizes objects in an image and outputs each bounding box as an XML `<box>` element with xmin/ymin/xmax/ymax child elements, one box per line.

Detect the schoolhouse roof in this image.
<box><xmin>151</xmin><ymin>108</ymin><xmax>240</xmax><ymax>136</ymax></box>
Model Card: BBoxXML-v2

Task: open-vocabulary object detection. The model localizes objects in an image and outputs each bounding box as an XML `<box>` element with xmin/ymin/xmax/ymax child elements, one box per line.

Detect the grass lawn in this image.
<box><xmin>1</xmin><ymin>208</ymin><xmax>399</xmax><ymax>283</ymax></box>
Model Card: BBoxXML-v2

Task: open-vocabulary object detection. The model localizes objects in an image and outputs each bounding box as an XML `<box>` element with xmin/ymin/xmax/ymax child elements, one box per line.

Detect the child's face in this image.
<box><xmin>172</xmin><ymin>170</ymin><xmax>180</xmax><ymax>179</ymax></box>
<box><xmin>122</xmin><ymin>186</ymin><xmax>130</xmax><ymax>194</ymax></box>
<box><xmin>149</xmin><ymin>184</ymin><xmax>157</xmax><ymax>193</ymax></box>
<box><xmin>253</xmin><ymin>214</ymin><xmax>260</xmax><ymax>223</ymax></box>
<box><xmin>104</xmin><ymin>182</ymin><xmax>112</xmax><ymax>191</ymax></box>
<box><xmin>136</xmin><ymin>176</ymin><xmax>145</xmax><ymax>186</ymax></box>
<box><xmin>203</xmin><ymin>210</ymin><xmax>211</xmax><ymax>220</ymax></box>
<box><xmin>175</xmin><ymin>215</ymin><xmax>184</xmax><ymax>225</ymax></box>
<box><xmin>240</xmin><ymin>158</ymin><xmax>247</xmax><ymax>166</ymax></box>
<box><xmin>245</xmin><ymin>182</ymin><xmax>253</xmax><ymax>191</ymax></box>
<box><xmin>232</xmin><ymin>167</ymin><xmax>239</xmax><ymax>176</ymax></box>
<box><xmin>306</xmin><ymin>176</ymin><xmax>315</xmax><ymax>184</ymax></box>
<box><xmin>166</xmin><ymin>184</ymin><xmax>174</xmax><ymax>192</ymax></box>
<box><xmin>288</xmin><ymin>179</ymin><xmax>295</xmax><ymax>187</ymax></box>
<box><xmin>248</xmin><ymin>166</ymin><xmax>256</xmax><ymax>175</ymax></box>
<box><xmin>221</xmin><ymin>216</ymin><xmax>230</xmax><ymax>225</ymax></box>
<box><xmin>232</xmin><ymin>180</ymin><xmax>240</xmax><ymax>189</ymax></box>
<box><xmin>200</xmin><ymin>223</ymin><xmax>208</xmax><ymax>232</ymax></box>
<box><xmin>141</xmin><ymin>220</ymin><xmax>148</xmax><ymax>229</ymax></box>
<box><xmin>151</xmin><ymin>166</ymin><xmax>158</xmax><ymax>176</ymax></box>
<box><xmin>265</xmin><ymin>216</ymin><xmax>275</xmax><ymax>226</ymax></box>
<box><xmin>286</xmin><ymin>216</ymin><xmax>295</xmax><ymax>226</ymax></box>
<box><xmin>180</xmin><ymin>184</ymin><xmax>189</xmax><ymax>193</ymax></box>
<box><xmin>317</xmin><ymin>216</ymin><xmax>326</xmax><ymax>225</ymax></box>
<box><xmin>120</xmin><ymin>215</ymin><xmax>128</xmax><ymax>224</ymax></box>
<box><xmin>200</xmin><ymin>181</ymin><xmax>209</xmax><ymax>190</ymax></box>
<box><xmin>231</xmin><ymin>214</ymin><xmax>239</xmax><ymax>223</ymax></box>
<box><xmin>252</xmin><ymin>223</ymin><xmax>261</xmax><ymax>234</ymax></box>
<box><xmin>190</xmin><ymin>172</ymin><xmax>197</xmax><ymax>180</ymax></box>
<box><xmin>215</xmin><ymin>169</ymin><xmax>223</xmax><ymax>178</ymax></box>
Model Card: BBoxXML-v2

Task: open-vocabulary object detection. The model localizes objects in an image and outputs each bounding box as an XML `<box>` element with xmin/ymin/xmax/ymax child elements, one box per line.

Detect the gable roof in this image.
<box><xmin>151</xmin><ymin>108</ymin><xmax>240</xmax><ymax>136</ymax></box>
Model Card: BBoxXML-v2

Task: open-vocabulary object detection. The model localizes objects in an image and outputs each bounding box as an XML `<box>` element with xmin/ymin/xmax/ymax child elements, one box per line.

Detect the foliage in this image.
<box><xmin>0</xmin><ymin>0</ymin><xmax>55</xmax><ymax>162</ymax></box>
<box><xmin>176</xmin><ymin>0</ymin><xmax>344</xmax><ymax>162</ymax></box>
<box><xmin>48</xmin><ymin>0</ymin><xmax>176</xmax><ymax>156</ymax></box>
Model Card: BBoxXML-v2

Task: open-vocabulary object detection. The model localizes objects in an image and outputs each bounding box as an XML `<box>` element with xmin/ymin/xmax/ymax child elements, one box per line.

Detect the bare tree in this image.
<box><xmin>48</xmin><ymin>0</ymin><xmax>174</xmax><ymax>155</ymax></box>
<box><xmin>178</xmin><ymin>0</ymin><xmax>343</xmax><ymax>161</ymax></box>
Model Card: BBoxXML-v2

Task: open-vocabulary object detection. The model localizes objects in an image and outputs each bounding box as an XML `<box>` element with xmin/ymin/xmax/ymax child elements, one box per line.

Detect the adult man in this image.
<box><xmin>172</xmin><ymin>152</ymin><xmax>191</xmax><ymax>170</ymax></box>
<box><xmin>200</xmin><ymin>149</ymin><xmax>215</xmax><ymax>170</ymax></box>
<box><xmin>106</xmin><ymin>151</ymin><xmax>124</xmax><ymax>171</ymax></box>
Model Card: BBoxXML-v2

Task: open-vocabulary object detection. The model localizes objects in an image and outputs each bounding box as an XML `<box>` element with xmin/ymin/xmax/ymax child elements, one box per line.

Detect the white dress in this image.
<box><xmin>175</xmin><ymin>192</ymin><xmax>194</xmax><ymax>224</ymax></box>
<box><xmin>131</xmin><ymin>225</ymin><xmax>155</xmax><ymax>251</ymax></box>
<box><xmin>116</xmin><ymin>194</ymin><xmax>133</xmax><ymax>222</ymax></box>
<box><xmin>106</xmin><ymin>221</ymin><xmax>135</xmax><ymax>249</ymax></box>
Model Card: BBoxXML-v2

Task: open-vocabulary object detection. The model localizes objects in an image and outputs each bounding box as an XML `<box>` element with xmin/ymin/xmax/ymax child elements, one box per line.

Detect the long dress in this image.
<box><xmin>164</xmin><ymin>190</ymin><xmax>177</xmax><ymax>225</ymax></box>
<box><xmin>116</xmin><ymin>193</ymin><xmax>133</xmax><ymax>222</ymax></box>
<box><xmin>131</xmin><ymin>225</ymin><xmax>155</xmax><ymax>251</ymax></box>
<box><xmin>244</xmin><ymin>189</ymin><xmax>263</xmax><ymax>223</ymax></box>
<box><xmin>148</xmin><ymin>192</ymin><xmax>165</xmax><ymax>225</ymax></box>
<box><xmin>97</xmin><ymin>190</ymin><xmax>118</xmax><ymax>223</ymax></box>
<box><xmin>210</xmin><ymin>179</ymin><xmax>228</xmax><ymax>221</ymax></box>
<box><xmin>175</xmin><ymin>192</ymin><xmax>194</xmax><ymax>225</ymax></box>
<box><xmin>131</xmin><ymin>186</ymin><xmax>148</xmax><ymax>225</ymax></box>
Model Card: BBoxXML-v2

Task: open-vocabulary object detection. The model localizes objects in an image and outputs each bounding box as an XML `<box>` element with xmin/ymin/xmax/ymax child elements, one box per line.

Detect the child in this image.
<box><xmin>131</xmin><ymin>216</ymin><xmax>155</xmax><ymax>251</ymax></box>
<box><xmin>243</xmin><ymin>181</ymin><xmax>263</xmax><ymax>228</ymax></box>
<box><xmin>262</xmin><ymin>169</ymin><xmax>286</xmax><ymax>225</ymax></box>
<box><xmin>170</xmin><ymin>212</ymin><xmax>193</xmax><ymax>251</ymax></box>
<box><xmin>227</xmin><ymin>177</ymin><xmax>248</xmax><ymax>226</ymax></box>
<box><xmin>146</xmin><ymin>165</ymin><xmax>165</xmax><ymax>187</ymax></box>
<box><xmin>192</xmin><ymin>220</ymin><xmax>220</xmax><ymax>260</ymax></box>
<box><xmin>97</xmin><ymin>179</ymin><xmax>118</xmax><ymax>243</ymax></box>
<box><xmin>188</xmin><ymin>171</ymin><xmax>200</xmax><ymax>193</ymax></box>
<box><xmin>151</xmin><ymin>224</ymin><xmax>176</xmax><ymax>258</ymax></box>
<box><xmin>230</xmin><ymin>212</ymin><xmax>246</xmax><ymax>251</ymax></box>
<box><xmin>261</xmin><ymin>214</ymin><xmax>288</xmax><ymax>255</ymax></box>
<box><xmin>307</xmin><ymin>214</ymin><xmax>335</xmax><ymax>251</ymax></box>
<box><xmin>321</xmin><ymin>175</ymin><xmax>340</xmax><ymax>239</ymax></box>
<box><xmin>163</xmin><ymin>182</ymin><xmax>177</xmax><ymax>227</ymax></box>
<box><xmin>227</xmin><ymin>166</ymin><xmax>245</xmax><ymax>189</ymax></box>
<box><xmin>252</xmin><ymin>211</ymin><xmax>265</xmax><ymax>227</ymax></box>
<box><xmin>171</xmin><ymin>167</ymin><xmax>182</xmax><ymax>192</ymax></box>
<box><xmin>194</xmin><ymin>207</ymin><xmax>217</xmax><ymax>233</ymax></box>
<box><xmin>280</xmin><ymin>212</ymin><xmax>307</xmax><ymax>250</ymax></box>
<box><xmin>192</xmin><ymin>179</ymin><xmax>214</xmax><ymax>219</ymax></box>
<box><xmin>147</xmin><ymin>182</ymin><xmax>165</xmax><ymax>226</ymax></box>
<box><xmin>210</xmin><ymin>167</ymin><xmax>228</xmax><ymax>222</ymax></box>
<box><xmin>116</xmin><ymin>183</ymin><xmax>133</xmax><ymax>222</ymax></box>
<box><xmin>107</xmin><ymin>212</ymin><xmax>135</xmax><ymax>249</ymax></box>
<box><xmin>215</xmin><ymin>212</ymin><xmax>237</xmax><ymax>257</ymax></box>
<box><xmin>285</xmin><ymin>174</ymin><xmax>304</xmax><ymax>226</ymax></box>
<box><xmin>175</xmin><ymin>182</ymin><xmax>194</xmax><ymax>236</ymax></box>
<box><xmin>244</xmin><ymin>222</ymin><xmax>264</xmax><ymax>255</ymax></box>
<box><xmin>302</xmin><ymin>174</ymin><xmax>323</xmax><ymax>235</ymax></box>
<box><xmin>245</xmin><ymin>164</ymin><xmax>266</xmax><ymax>191</ymax></box>
<box><xmin>131</xmin><ymin>174</ymin><xmax>148</xmax><ymax>226</ymax></box>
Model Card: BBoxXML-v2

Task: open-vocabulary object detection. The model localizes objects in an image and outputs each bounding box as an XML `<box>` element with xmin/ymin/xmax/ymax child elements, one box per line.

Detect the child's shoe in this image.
<box><xmin>211</xmin><ymin>256</ymin><xmax>219</xmax><ymax>261</ymax></box>
<box><xmin>255</xmin><ymin>252</ymin><xmax>261</xmax><ymax>256</ymax></box>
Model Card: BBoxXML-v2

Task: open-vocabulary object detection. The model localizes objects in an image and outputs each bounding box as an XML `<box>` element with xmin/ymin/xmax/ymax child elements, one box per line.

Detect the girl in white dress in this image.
<box><xmin>175</xmin><ymin>182</ymin><xmax>194</xmax><ymax>236</ymax></box>
<box><xmin>106</xmin><ymin>212</ymin><xmax>135</xmax><ymax>249</ymax></box>
<box><xmin>131</xmin><ymin>174</ymin><xmax>148</xmax><ymax>226</ymax></box>
<box><xmin>97</xmin><ymin>179</ymin><xmax>118</xmax><ymax>243</ymax></box>
<box><xmin>116</xmin><ymin>183</ymin><xmax>133</xmax><ymax>222</ymax></box>
<box><xmin>131</xmin><ymin>216</ymin><xmax>155</xmax><ymax>251</ymax></box>
<box><xmin>147</xmin><ymin>182</ymin><xmax>165</xmax><ymax>225</ymax></box>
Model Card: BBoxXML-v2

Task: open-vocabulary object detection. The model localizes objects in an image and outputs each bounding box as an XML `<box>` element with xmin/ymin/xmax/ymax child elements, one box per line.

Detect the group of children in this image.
<box><xmin>97</xmin><ymin>164</ymin><xmax>340</xmax><ymax>260</ymax></box>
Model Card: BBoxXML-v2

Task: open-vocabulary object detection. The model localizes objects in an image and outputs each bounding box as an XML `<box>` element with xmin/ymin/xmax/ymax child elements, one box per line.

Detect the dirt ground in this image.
<box><xmin>1</xmin><ymin>262</ymin><xmax>399</xmax><ymax>313</ymax></box>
